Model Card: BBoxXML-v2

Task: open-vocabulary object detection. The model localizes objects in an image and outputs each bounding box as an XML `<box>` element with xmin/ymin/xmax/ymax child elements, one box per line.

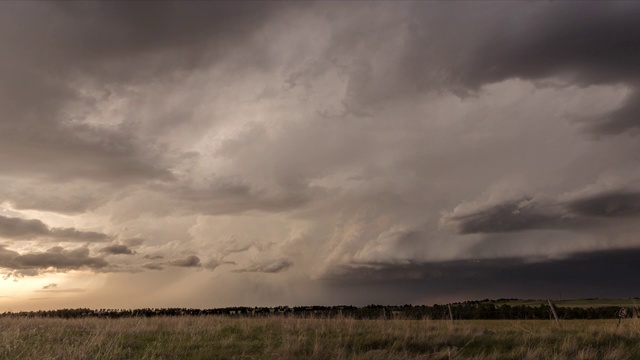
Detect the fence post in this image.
<box><xmin>547</xmin><ymin>300</ymin><xmax>561</xmax><ymax>328</ymax></box>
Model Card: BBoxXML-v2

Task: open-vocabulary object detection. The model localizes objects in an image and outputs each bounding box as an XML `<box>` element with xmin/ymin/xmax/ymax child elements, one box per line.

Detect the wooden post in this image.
<box><xmin>548</xmin><ymin>300</ymin><xmax>561</xmax><ymax>327</ymax></box>
<box><xmin>616</xmin><ymin>307</ymin><xmax>628</xmax><ymax>332</ymax></box>
<box><xmin>448</xmin><ymin>304</ymin><xmax>454</xmax><ymax>325</ymax></box>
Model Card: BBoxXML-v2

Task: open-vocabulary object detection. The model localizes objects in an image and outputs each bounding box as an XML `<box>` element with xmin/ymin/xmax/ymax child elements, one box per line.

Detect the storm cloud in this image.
<box><xmin>321</xmin><ymin>248</ymin><xmax>640</xmax><ymax>305</ymax></box>
<box><xmin>568</xmin><ymin>191</ymin><xmax>640</xmax><ymax>218</ymax></box>
<box><xmin>395</xmin><ymin>2</ymin><xmax>640</xmax><ymax>136</ymax></box>
<box><xmin>442</xmin><ymin>190</ymin><xmax>640</xmax><ymax>235</ymax></box>
<box><xmin>0</xmin><ymin>215</ymin><xmax>110</xmax><ymax>242</ymax></box>
<box><xmin>2</xmin><ymin>2</ymin><xmax>640</xmax><ymax>309</ymax></box>
<box><xmin>169</xmin><ymin>255</ymin><xmax>201</xmax><ymax>268</ymax></box>
<box><xmin>99</xmin><ymin>244</ymin><xmax>135</xmax><ymax>256</ymax></box>
<box><xmin>0</xmin><ymin>245</ymin><xmax>108</xmax><ymax>275</ymax></box>
<box><xmin>234</xmin><ymin>259</ymin><xmax>294</xmax><ymax>274</ymax></box>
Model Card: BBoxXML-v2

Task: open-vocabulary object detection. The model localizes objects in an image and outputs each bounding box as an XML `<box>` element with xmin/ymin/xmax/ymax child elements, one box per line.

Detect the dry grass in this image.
<box><xmin>1</xmin><ymin>316</ymin><xmax>640</xmax><ymax>359</ymax></box>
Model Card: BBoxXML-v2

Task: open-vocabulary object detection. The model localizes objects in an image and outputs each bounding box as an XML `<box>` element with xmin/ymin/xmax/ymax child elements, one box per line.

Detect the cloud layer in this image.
<box><xmin>0</xmin><ymin>215</ymin><xmax>110</xmax><ymax>242</ymax></box>
<box><xmin>441</xmin><ymin>190</ymin><xmax>640</xmax><ymax>235</ymax></box>
<box><xmin>1</xmin><ymin>2</ymin><xmax>640</xmax><ymax>309</ymax></box>
<box><xmin>0</xmin><ymin>245</ymin><xmax>107</xmax><ymax>277</ymax></box>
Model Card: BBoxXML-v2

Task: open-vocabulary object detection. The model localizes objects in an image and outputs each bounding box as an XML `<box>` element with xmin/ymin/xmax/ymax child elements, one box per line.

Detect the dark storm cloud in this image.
<box><xmin>568</xmin><ymin>191</ymin><xmax>640</xmax><ymax>218</ymax></box>
<box><xmin>346</xmin><ymin>2</ymin><xmax>640</xmax><ymax>135</ymax></box>
<box><xmin>0</xmin><ymin>2</ymin><xmax>283</xmax><ymax>88</ymax></box>
<box><xmin>587</xmin><ymin>90</ymin><xmax>640</xmax><ymax>136</ymax></box>
<box><xmin>142</xmin><ymin>263</ymin><xmax>164</xmax><ymax>271</ymax></box>
<box><xmin>442</xmin><ymin>190</ymin><xmax>640</xmax><ymax>235</ymax></box>
<box><xmin>468</xmin><ymin>2</ymin><xmax>640</xmax><ymax>136</ymax></box>
<box><xmin>0</xmin><ymin>216</ymin><xmax>49</xmax><ymax>239</ymax></box>
<box><xmin>0</xmin><ymin>2</ymin><xmax>287</xmax><ymax>186</ymax></box>
<box><xmin>1</xmin><ymin>187</ymin><xmax>104</xmax><ymax>214</ymax></box>
<box><xmin>431</xmin><ymin>3</ymin><xmax>640</xmax><ymax>88</ymax></box>
<box><xmin>1</xmin><ymin>1</ymin><xmax>640</xmax><ymax>308</ymax></box>
<box><xmin>0</xmin><ymin>245</ymin><xmax>107</xmax><ymax>274</ymax></box>
<box><xmin>203</xmin><ymin>259</ymin><xmax>235</xmax><ymax>271</ymax></box>
<box><xmin>49</xmin><ymin>228</ymin><xmax>111</xmax><ymax>243</ymax></box>
<box><xmin>46</xmin><ymin>2</ymin><xmax>283</xmax><ymax>77</ymax></box>
<box><xmin>121</xmin><ymin>238</ymin><xmax>145</xmax><ymax>247</ymax></box>
<box><xmin>233</xmin><ymin>259</ymin><xmax>293</xmax><ymax>274</ymax></box>
<box><xmin>15</xmin><ymin>247</ymin><xmax>107</xmax><ymax>270</ymax></box>
<box><xmin>170</xmin><ymin>255</ymin><xmax>201</xmax><ymax>268</ymax></box>
<box><xmin>0</xmin><ymin>215</ymin><xmax>110</xmax><ymax>242</ymax></box>
<box><xmin>99</xmin><ymin>244</ymin><xmax>135</xmax><ymax>256</ymax></box>
<box><xmin>0</xmin><ymin>92</ymin><xmax>174</xmax><ymax>184</ymax></box>
<box><xmin>165</xmin><ymin>177</ymin><xmax>315</xmax><ymax>216</ymax></box>
<box><xmin>322</xmin><ymin>248</ymin><xmax>640</xmax><ymax>304</ymax></box>
<box><xmin>441</xmin><ymin>198</ymin><xmax>575</xmax><ymax>234</ymax></box>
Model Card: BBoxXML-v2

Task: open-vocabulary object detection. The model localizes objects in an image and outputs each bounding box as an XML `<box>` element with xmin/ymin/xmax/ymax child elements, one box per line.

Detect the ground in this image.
<box><xmin>1</xmin><ymin>316</ymin><xmax>639</xmax><ymax>359</ymax></box>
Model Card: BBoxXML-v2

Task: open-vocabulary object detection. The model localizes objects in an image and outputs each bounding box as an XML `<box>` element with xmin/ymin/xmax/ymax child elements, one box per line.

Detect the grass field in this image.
<box><xmin>1</xmin><ymin>316</ymin><xmax>639</xmax><ymax>359</ymax></box>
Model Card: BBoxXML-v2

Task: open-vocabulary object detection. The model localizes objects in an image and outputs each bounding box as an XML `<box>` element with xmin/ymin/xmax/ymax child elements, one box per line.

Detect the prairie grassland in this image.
<box><xmin>1</xmin><ymin>316</ymin><xmax>639</xmax><ymax>359</ymax></box>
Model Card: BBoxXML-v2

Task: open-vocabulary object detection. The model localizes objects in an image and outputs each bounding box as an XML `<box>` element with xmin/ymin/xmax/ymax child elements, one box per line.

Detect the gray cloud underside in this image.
<box><xmin>1</xmin><ymin>2</ymin><xmax>638</xmax><ymax>214</ymax></box>
<box><xmin>233</xmin><ymin>259</ymin><xmax>293</xmax><ymax>274</ymax></box>
<box><xmin>163</xmin><ymin>180</ymin><xmax>316</xmax><ymax>216</ymax></box>
<box><xmin>322</xmin><ymin>248</ymin><xmax>640</xmax><ymax>305</ymax></box>
<box><xmin>1</xmin><ymin>2</ymin><xmax>640</xmax><ymax>303</ymax></box>
<box><xmin>142</xmin><ymin>255</ymin><xmax>203</xmax><ymax>270</ymax></box>
<box><xmin>142</xmin><ymin>263</ymin><xmax>164</xmax><ymax>271</ymax></box>
<box><xmin>0</xmin><ymin>215</ymin><xmax>110</xmax><ymax>242</ymax></box>
<box><xmin>1</xmin><ymin>185</ymin><xmax>105</xmax><ymax>215</ymax></box>
<box><xmin>397</xmin><ymin>2</ymin><xmax>640</xmax><ymax>136</ymax></box>
<box><xmin>121</xmin><ymin>238</ymin><xmax>145</xmax><ymax>247</ymax></box>
<box><xmin>442</xmin><ymin>190</ymin><xmax>640</xmax><ymax>235</ymax></box>
<box><xmin>568</xmin><ymin>192</ymin><xmax>640</xmax><ymax>218</ymax></box>
<box><xmin>99</xmin><ymin>244</ymin><xmax>135</xmax><ymax>255</ymax></box>
<box><xmin>169</xmin><ymin>255</ymin><xmax>201</xmax><ymax>268</ymax></box>
<box><xmin>0</xmin><ymin>245</ymin><xmax>107</xmax><ymax>274</ymax></box>
<box><xmin>0</xmin><ymin>2</ymin><xmax>286</xmax><ymax>184</ymax></box>
<box><xmin>165</xmin><ymin>255</ymin><xmax>235</xmax><ymax>271</ymax></box>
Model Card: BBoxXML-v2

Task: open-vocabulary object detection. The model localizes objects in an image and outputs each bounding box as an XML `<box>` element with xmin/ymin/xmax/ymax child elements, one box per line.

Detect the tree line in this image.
<box><xmin>0</xmin><ymin>300</ymin><xmax>634</xmax><ymax>320</ymax></box>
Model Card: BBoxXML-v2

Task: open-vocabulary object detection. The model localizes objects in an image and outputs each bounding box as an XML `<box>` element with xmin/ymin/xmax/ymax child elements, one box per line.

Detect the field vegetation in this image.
<box><xmin>1</xmin><ymin>316</ymin><xmax>640</xmax><ymax>359</ymax></box>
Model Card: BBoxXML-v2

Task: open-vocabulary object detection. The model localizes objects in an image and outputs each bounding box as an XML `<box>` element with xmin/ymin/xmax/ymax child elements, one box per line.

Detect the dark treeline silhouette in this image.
<box><xmin>1</xmin><ymin>300</ymin><xmax>636</xmax><ymax>320</ymax></box>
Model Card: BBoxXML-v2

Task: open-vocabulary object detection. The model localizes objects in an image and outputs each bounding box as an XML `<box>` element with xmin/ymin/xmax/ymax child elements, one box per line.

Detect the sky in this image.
<box><xmin>1</xmin><ymin>2</ymin><xmax>640</xmax><ymax>311</ymax></box>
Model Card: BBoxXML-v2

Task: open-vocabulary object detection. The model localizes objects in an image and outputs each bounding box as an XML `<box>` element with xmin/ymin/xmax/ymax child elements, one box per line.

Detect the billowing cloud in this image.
<box><xmin>169</xmin><ymin>255</ymin><xmax>201</xmax><ymax>268</ymax></box>
<box><xmin>142</xmin><ymin>263</ymin><xmax>164</xmax><ymax>271</ymax></box>
<box><xmin>2</xmin><ymin>2</ymin><xmax>640</xmax><ymax>309</ymax></box>
<box><xmin>441</xmin><ymin>197</ymin><xmax>569</xmax><ymax>234</ymax></box>
<box><xmin>0</xmin><ymin>215</ymin><xmax>110</xmax><ymax>242</ymax></box>
<box><xmin>121</xmin><ymin>238</ymin><xmax>145</xmax><ymax>247</ymax></box>
<box><xmin>441</xmin><ymin>190</ymin><xmax>640</xmax><ymax>235</ymax></box>
<box><xmin>99</xmin><ymin>244</ymin><xmax>135</xmax><ymax>255</ymax></box>
<box><xmin>568</xmin><ymin>191</ymin><xmax>640</xmax><ymax>218</ymax></box>
<box><xmin>203</xmin><ymin>259</ymin><xmax>235</xmax><ymax>271</ymax></box>
<box><xmin>0</xmin><ymin>245</ymin><xmax>108</xmax><ymax>275</ymax></box>
<box><xmin>234</xmin><ymin>259</ymin><xmax>293</xmax><ymax>274</ymax></box>
<box><xmin>0</xmin><ymin>2</ymin><xmax>286</xmax><ymax>186</ymax></box>
<box><xmin>388</xmin><ymin>2</ymin><xmax>640</xmax><ymax>136</ymax></box>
